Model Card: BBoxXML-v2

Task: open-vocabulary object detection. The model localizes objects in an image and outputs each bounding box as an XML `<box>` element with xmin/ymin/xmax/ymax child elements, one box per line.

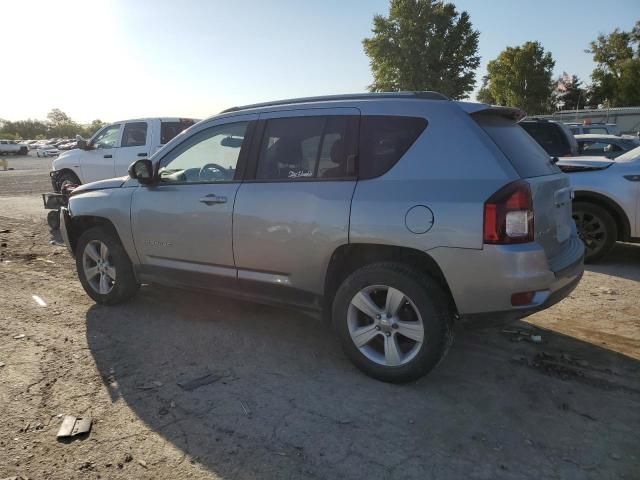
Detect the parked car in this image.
<box><xmin>558</xmin><ymin>146</ymin><xmax>640</xmax><ymax>262</ymax></box>
<box><xmin>520</xmin><ymin>119</ymin><xmax>579</xmax><ymax>157</ymax></box>
<box><xmin>50</xmin><ymin>118</ymin><xmax>197</xmax><ymax>191</ymax></box>
<box><xmin>58</xmin><ymin>92</ymin><xmax>584</xmax><ymax>383</ymax></box>
<box><xmin>58</xmin><ymin>140</ymin><xmax>77</xmax><ymax>150</ymax></box>
<box><xmin>576</xmin><ymin>134</ymin><xmax>640</xmax><ymax>159</ymax></box>
<box><xmin>566</xmin><ymin>122</ymin><xmax>617</xmax><ymax>135</ymax></box>
<box><xmin>36</xmin><ymin>146</ymin><xmax>60</xmax><ymax>158</ymax></box>
<box><xmin>0</xmin><ymin>139</ymin><xmax>28</xmax><ymax>155</ymax></box>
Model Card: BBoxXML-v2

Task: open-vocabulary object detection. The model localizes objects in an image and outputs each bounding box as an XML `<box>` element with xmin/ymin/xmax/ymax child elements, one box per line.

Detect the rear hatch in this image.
<box><xmin>472</xmin><ymin>110</ymin><xmax>574</xmax><ymax>263</ymax></box>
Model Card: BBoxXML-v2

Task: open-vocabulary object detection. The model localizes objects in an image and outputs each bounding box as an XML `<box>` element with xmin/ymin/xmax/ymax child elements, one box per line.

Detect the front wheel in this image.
<box><xmin>572</xmin><ymin>202</ymin><xmax>617</xmax><ymax>263</ymax></box>
<box><xmin>332</xmin><ymin>262</ymin><xmax>453</xmax><ymax>383</ymax></box>
<box><xmin>75</xmin><ymin>226</ymin><xmax>139</xmax><ymax>304</ymax></box>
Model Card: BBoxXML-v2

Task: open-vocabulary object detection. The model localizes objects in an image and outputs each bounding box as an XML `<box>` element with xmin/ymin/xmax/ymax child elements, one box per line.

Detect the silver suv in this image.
<box><xmin>60</xmin><ymin>92</ymin><xmax>584</xmax><ymax>382</ymax></box>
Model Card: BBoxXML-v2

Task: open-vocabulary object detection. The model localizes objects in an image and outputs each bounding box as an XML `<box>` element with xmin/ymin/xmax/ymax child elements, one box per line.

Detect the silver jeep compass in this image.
<box><xmin>60</xmin><ymin>92</ymin><xmax>584</xmax><ymax>382</ymax></box>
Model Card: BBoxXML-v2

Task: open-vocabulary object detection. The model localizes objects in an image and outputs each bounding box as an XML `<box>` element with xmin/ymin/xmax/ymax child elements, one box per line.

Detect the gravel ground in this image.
<box><xmin>0</xmin><ymin>157</ymin><xmax>639</xmax><ymax>479</ymax></box>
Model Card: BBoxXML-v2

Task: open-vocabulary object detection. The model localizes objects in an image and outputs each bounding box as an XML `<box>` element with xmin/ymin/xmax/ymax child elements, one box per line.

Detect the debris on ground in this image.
<box><xmin>177</xmin><ymin>371</ymin><xmax>230</xmax><ymax>391</ymax></box>
<box><xmin>138</xmin><ymin>459</ymin><xmax>148</xmax><ymax>468</ymax></box>
<box><xmin>56</xmin><ymin>415</ymin><xmax>92</xmax><ymax>439</ymax></box>
<box><xmin>124</xmin><ymin>453</ymin><xmax>133</xmax><ymax>463</ymax></box>
<box><xmin>13</xmin><ymin>334</ymin><xmax>25</xmax><ymax>340</ymax></box>
<box><xmin>240</xmin><ymin>401</ymin><xmax>251</xmax><ymax>416</ymax></box>
<box><xmin>501</xmin><ymin>328</ymin><xmax>543</xmax><ymax>344</ymax></box>
<box><xmin>136</xmin><ymin>380</ymin><xmax>163</xmax><ymax>390</ymax></box>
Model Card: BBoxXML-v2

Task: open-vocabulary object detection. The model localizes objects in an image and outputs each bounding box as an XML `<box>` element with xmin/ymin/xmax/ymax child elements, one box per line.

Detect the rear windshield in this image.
<box><xmin>519</xmin><ymin>121</ymin><xmax>571</xmax><ymax>157</ymax></box>
<box><xmin>475</xmin><ymin>115</ymin><xmax>560</xmax><ymax>178</ymax></box>
<box><xmin>161</xmin><ymin>119</ymin><xmax>196</xmax><ymax>144</ymax></box>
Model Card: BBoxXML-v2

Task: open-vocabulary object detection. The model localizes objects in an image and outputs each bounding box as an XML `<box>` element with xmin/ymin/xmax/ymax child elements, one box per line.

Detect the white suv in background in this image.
<box><xmin>50</xmin><ymin>118</ymin><xmax>196</xmax><ymax>191</ymax></box>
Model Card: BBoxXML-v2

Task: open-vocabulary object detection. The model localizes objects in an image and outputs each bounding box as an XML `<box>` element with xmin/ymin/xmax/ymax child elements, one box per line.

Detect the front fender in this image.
<box><xmin>68</xmin><ymin>187</ymin><xmax>139</xmax><ymax>263</ymax></box>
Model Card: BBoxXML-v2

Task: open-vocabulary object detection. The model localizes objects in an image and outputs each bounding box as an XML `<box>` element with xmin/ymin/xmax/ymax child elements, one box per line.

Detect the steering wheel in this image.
<box><xmin>199</xmin><ymin>163</ymin><xmax>232</xmax><ymax>181</ymax></box>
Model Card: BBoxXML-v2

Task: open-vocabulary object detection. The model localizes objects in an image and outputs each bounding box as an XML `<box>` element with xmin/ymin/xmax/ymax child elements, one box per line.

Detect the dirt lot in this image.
<box><xmin>1</xmin><ymin>154</ymin><xmax>639</xmax><ymax>479</ymax></box>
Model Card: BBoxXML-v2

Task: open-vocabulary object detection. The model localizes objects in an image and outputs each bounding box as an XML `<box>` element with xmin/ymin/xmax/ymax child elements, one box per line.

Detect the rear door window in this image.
<box><xmin>476</xmin><ymin>115</ymin><xmax>560</xmax><ymax>178</ymax></box>
<box><xmin>255</xmin><ymin>116</ymin><xmax>357</xmax><ymax>180</ymax></box>
<box><xmin>161</xmin><ymin>119</ymin><xmax>196</xmax><ymax>144</ymax></box>
<box><xmin>358</xmin><ymin>116</ymin><xmax>427</xmax><ymax>179</ymax></box>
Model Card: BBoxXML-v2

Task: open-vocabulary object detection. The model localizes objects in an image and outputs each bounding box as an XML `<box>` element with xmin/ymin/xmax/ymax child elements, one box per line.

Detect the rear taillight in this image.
<box><xmin>483</xmin><ymin>180</ymin><xmax>534</xmax><ymax>244</ymax></box>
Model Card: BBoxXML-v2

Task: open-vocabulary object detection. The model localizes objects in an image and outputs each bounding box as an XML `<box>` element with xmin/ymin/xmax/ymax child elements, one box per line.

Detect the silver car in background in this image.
<box><xmin>558</xmin><ymin>146</ymin><xmax>640</xmax><ymax>262</ymax></box>
<box><xmin>59</xmin><ymin>92</ymin><xmax>584</xmax><ymax>382</ymax></box>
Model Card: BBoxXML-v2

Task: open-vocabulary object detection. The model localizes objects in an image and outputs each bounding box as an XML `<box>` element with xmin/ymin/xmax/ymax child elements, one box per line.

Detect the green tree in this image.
<box><xmin>588</xmin><ymin>21</ymin><xmax>640</xmax><ymax>107</ymax></box>
<box><xmin>362</xmin><ymin>0</ymin><xmax>480</xmax><ymax>99</ymax></box>
<box><xmin>476</xmin><ymin>41</ymin><xmax>555</xmax><ymax>114</ymax></box>
<box><xmin>554</xmin><ymin>72</ymin><xmax>586</xmax><ymax>110</ymax></box>
<box><xmin>46</xmin><ymin>108</ymin><xmax>80</xmax><ymax>138</ymax></box>
<box><xmin>81</xmin><ymin>119</ymin><xmax>106</xmax><ymax>139</ymax></box>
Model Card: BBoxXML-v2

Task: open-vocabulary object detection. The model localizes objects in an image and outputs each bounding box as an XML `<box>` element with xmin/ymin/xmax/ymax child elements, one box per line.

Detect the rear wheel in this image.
<box><xmin>75</xmin><ymin>226</ymin><xmax>139</xmax><ymax>304</ymax></box>
<box><xmin>332</xmin><ymin>262</ymin><xmax>453</xmax><ymax>383</ymax></box>
<box><xmin>572</xmin><ymin>201</ymin><xmax>617</xmax><ymax>263</ymax></box>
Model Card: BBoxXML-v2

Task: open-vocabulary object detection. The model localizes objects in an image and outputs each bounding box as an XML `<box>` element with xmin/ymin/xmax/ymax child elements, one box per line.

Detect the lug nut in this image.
<box><xmin>392</xmin><ymin>323</ymin><xmax>398</xmax><ymax>329</ymax></box>
<box><xmin>385</xmin><ymin>332</ymin><xmax>391</xmax><ymax>337</ymax></box>
<box><xmin>375</xmin><ymin>326</ymin><xmax>381</xmax><ymax>331</ymax></box>
<box><xmin>376</xmin><ymin>314</ymin><xmax>381</xmax><ymax>320</ymax></box>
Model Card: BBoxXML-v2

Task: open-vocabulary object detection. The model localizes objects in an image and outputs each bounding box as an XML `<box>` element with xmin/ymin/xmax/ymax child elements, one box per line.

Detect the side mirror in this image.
<box><xmin>128</xmin><ymin>159</ymin><xmax>154</xmax><ymax>185</ymax></box>
<box><xmin>76</xmin><ymin>139</ymin><xmax>88</xmax><ymax>150</ymax></box>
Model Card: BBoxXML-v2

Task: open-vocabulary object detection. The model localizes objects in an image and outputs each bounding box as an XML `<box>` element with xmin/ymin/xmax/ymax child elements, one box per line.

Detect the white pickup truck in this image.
<box><xmin>0</xmin><ymin>140</ymin><xmax>28</xmax><ymax>155</ymax></box>
<box><xmin>50</xmin><ymin>117</ymin><xmax>196</xmax><ymax>191</ymax></box>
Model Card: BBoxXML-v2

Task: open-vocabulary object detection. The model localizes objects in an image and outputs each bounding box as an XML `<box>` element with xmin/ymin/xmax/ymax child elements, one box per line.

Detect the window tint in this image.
<box><xmin>519</xmin><ymin>122</ymin><xmax>569</xmax><ymax>157</ymax></box>
<box><xmin>584</xmin><ymin>127</ymin><xmax>608</xmax><ymax>134</ymax></box>
<box><xmin>91</xmin><ymin>124</ymin><xmax>121</xmax><ymax>149</ymax></box>
<box><xmin>161</xmin><ymin>119</ymin><xmax>196</xmax><ymax>144</ymax></box>
<box><xmin>358</xmin><ymin>116</ymin><xmax>427</xmax><ymax>179</ymax></box>
<box><xmin>121</xmin><ymin>122</ymin><xmax>148</xmax><ymax>147</ymax></box>
<box><xmin>256</xmin><ymin>116</ymin><xmax>355</xmax><ymax>180</ymax></box>
<box><xmin>159</xmin><ymin>122</ymin><xmax>247</xmax><ymax>183</ymax></box>
<box><xmin>477</xmin><ymin>115</ymin><xmax>560</xmax><ymax>177</ymax></box>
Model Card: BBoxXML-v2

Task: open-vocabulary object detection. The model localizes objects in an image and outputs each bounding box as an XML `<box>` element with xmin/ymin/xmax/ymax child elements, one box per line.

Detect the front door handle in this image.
<box><xmin>137</xmin><ymin>152</ymin><xmax>148</xmax><ymax>157</ymax></box>
<box><xmin>199</xmin><ymin>194</ymin><xmax>227</xmax><ymax>205</ymax></box>
<box><xmin>104</xmin><ymin>154</ymin><xmax>112</xmax><ymax>158</ymax></box>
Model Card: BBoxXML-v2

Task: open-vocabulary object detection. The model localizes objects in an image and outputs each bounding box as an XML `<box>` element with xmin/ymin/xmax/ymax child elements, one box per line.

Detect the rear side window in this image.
<box><xmin>359</xmin><ymin>116</ymin><xmax>427</xmax><ymax>179</ymax></box>
<box><xmin>519</xmin><ymin>122</ymin><xmax>570</xmax><ymax>157</ymax></box>
<box><xmin>476</xmin><ymin>115</ymin><xmax>560</xmax><ymax>178</ymax></box>
<box><xmin>255</xmin><ymin>116</ymin><xmax>357</xmax><ymax>180</ymax></box>
<box><xmin>161</xmin><ymin>119</ymin><xmax>196</xmax><ymax>144</ymax></box>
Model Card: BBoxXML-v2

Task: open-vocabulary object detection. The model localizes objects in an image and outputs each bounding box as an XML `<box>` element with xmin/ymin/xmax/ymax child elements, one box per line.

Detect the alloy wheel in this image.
<box><xmin>573</xmin><ymin>211</ymin><xmax>607</xmax><ymax>256</ymax></box>
<box><xmin>347</xmin><ymin>285</ymin><xmax>424</xmax><ymax>367</ymax></box>
<box><xmin>82</xmin><ymin>240</ymin><xmax>116</xmax><ymax>295</ymax></box>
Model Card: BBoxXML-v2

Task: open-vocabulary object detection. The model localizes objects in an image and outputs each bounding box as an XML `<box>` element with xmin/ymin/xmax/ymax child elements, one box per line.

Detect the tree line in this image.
<box><xmin>0</xmin><ymin>109</ymin><xmax>106</xmax><ymax>140</ymax></box>
<box><xmin>364</xmin><ymin>0</ymin><xmax>640</xmax><ymax>114</ymax></box>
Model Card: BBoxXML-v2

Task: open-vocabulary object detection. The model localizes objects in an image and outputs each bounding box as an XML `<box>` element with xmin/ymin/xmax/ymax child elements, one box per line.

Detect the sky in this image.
<box><xmin>2</xmin><ymin>0</ymin><xmax>638</xmax><ymax>123</ymax></box>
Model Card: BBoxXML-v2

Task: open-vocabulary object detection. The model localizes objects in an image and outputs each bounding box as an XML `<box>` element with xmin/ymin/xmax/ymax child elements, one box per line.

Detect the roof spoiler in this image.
<box><xmin>456</xmin><ymin>102</ymin><xmax>526</xmax><ymax>122</ymax></box>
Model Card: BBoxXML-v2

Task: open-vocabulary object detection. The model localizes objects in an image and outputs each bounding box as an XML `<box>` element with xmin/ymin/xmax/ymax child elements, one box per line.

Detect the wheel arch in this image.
<box><xmin>323</xmin><ymin>243</ymin><xmax>458</xmax><ymax>318</ymax></box>
<box><xmin>67</xmin><ymin>215</ymin><xmax>121</xmax><ymax>255</ymax></box>
<box><xmin>573</xmin><ymin>190</ymin><xmax>630</xmax><ymax>241</ymax></box>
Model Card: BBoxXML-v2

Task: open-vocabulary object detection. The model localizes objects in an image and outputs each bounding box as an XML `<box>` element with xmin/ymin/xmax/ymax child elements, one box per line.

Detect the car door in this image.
<box><xmin>130</xmin><ymin>116</ymin><xmax>256</xmax><ymax>289</ymax></box>
<box><xmin>114</xmin><ymin>121</ymin><xmax>150</xmax><ymax>176</ymax></box>
<box><xmin>81</xmin><ymin>123</ymin><xmax>121</xmax><ymax>183</ymax></box>
<box><xmin>233</xmin><ymin>109</ymin><xmax>359</xmax><ymax>306</ymax></box>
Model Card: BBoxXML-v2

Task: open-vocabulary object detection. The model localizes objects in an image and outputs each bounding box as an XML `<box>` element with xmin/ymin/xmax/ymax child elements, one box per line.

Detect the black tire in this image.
<box><xmin>75</xmin><ymin>226</ymin><xmax>139</xmax><ymax>305</ymax></box>
<box><xmin>47</xmin><ymin>210</ymin><xmax>60</xmax><ymax>230</ymax></box>
<box><xmin>332</xmin><ymin>262</ymin><xmax>453</xmax><ymax>383</ymax></box>
<box><xmin>572</xmin><ymin>201</ymin><xmax>617</xmax><ymax>263</ymax></box>
<box><xmin>56</xmin><ymin>170</ymin><xmax>80</xmax><ymax>192</ymax></box>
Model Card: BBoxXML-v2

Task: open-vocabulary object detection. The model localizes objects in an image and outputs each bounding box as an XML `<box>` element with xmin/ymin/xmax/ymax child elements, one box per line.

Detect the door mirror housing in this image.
<box><xmin>128</xmin><ymin>159</ymin><xmax>154</xmax><ymax>185</ymax></box>
<box><xmin>76</xmin><ymin>138</ymin><xmax>88</xmax><ymax>150</ymax></box>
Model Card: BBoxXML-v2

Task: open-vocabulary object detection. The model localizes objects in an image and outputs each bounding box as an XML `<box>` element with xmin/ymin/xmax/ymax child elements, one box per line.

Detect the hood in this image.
<box><xmin>71</xmin><ymin>176</ymin><xmax>128</xmax><ymax>195</ymax></box>
<box><xmin>557</xmin><ymin>157</ymin><xmax>614</xmax><ymax>173</ymax></box>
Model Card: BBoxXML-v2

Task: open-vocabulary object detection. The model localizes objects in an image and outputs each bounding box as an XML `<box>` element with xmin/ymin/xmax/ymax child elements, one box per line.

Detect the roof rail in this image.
<box><xmin>220</xmin><ymin>91</ymin><xmax>449</xmax><ymax>114</ymax></box>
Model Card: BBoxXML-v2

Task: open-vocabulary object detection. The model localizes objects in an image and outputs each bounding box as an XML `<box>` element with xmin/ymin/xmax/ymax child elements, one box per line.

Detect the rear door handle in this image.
<box><xmin>199</xmin><ymin>194</ymin><xmax>227</xmax><ymax>205</ymax></box>
<box><xmin>137</xmin><ymin>152</ymin><xmax>148</xmax><ymax>157</ymax></box>
<box><xmin>104</xmin><ymin>154</ymin><xmax>112</xmax><ymax>158</ymax></box>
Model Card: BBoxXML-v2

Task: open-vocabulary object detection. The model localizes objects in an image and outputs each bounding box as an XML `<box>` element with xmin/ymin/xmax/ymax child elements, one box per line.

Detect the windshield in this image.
<box><xmin>613</xmin><ymin>145</ymin><xmax>640</xmax><ymax>162</ymax></box>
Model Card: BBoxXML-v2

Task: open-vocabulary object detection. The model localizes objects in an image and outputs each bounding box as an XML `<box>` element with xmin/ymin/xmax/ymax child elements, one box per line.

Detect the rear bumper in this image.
<box><xmin>429</xmin><ymin>235</ymin><xmax>585</xmax><ymax>328</ymax></box>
